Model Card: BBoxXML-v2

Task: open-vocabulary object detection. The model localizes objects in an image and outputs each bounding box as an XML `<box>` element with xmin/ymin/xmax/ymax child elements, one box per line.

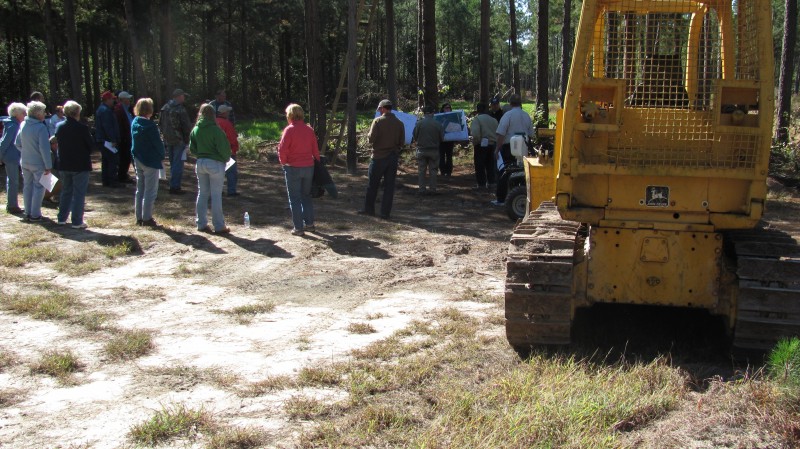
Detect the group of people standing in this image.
<box><xmin>0</xmin><ymin>88</ymin><xmax>239</xmax><ymax>233</ymax></box>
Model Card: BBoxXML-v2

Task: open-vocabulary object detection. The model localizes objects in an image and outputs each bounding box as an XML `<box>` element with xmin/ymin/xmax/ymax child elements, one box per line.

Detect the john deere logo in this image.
<box><xmin>646</xmin><ymin>186</ymin><xmax>669</xmax><ymax>207</ymax></box>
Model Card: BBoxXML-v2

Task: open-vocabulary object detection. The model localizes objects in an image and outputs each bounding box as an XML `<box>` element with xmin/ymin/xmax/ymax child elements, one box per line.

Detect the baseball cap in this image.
<box><xmin>172</xmin><ymin>88</ymin><xmax>189</xmax><ymax>97</ymax></box>
<box><xmin>217</xmin><ymin>105</ymin><xmax>233</xmax><ymax>114</ymax></box>
<box><xmin>490</xmin><ymin>97</ymin><xmax>500</xmax><ymax>104</ymax></box>
<box><xmin>117</xmin><ymin>91</ymin><xmax>133</xmax><ymax>99</ymax></box>
<box><xmin>378</xmin><ymin>99</ymin><xmax>393</xmax><ymax>109</ymax></box>
<box><xmin>100</xmin><ymin>90</ymin><xmax>116</xmax><ymax>101</ymax></box>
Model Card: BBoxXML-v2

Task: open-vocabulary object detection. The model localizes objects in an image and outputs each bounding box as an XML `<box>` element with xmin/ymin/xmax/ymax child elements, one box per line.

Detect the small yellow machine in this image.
<box><xmin>505</xmin><ymin>0</ymin><xmax>800</xmax><ymax>351</ymax></box>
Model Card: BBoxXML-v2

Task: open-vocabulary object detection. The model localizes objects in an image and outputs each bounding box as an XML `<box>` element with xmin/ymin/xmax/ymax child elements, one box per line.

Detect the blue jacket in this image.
<box><xmin>55</xmin><ymin>117</ymin><xmax>94</xmax><ymax>172</ymax></box>
<box><xmin>94</xmin><ymin>103</ymin><xmax>120</xmax><ymax>143</ymax></box>
<box><xmin>15</xmin><ymin>116</ymin><xmax>52</xmax><ymax>171</ymax></box>
<box><xmin>0</xmin><ymin>117</ymin><xmax>20</xmax><ymax>163</ymax></box>
<box><xmin>131</xmin><ymin>116</ymin><xmax>165</xmax><ymax>169</ymax></box>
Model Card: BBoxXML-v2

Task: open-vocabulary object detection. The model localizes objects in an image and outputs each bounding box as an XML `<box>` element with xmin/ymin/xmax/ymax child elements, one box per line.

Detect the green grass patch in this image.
<box><xmin>0</xmin><ymin>246</ymin><xmax>59</xmax><ymax>267</ymax></box>
<box><xmin>31</xmin><ymin>349</ymin><xmax>82</xmax><ymax>381</ymax></box>
<box><xmin>347</xmin><ymin>322</ymin><xmax>377</xmax><ymax>335</ymax></box>
<box><xmin>0</xmin><ymin>291</ymin><xmax>79</xmax><ymax>320</ymax></box>
<box><xmin>104</xmin><ymin>329</ymin><xmax>154</xmax><ymax>361</ymax></box>
<box><xmin>175</xmin><ymin>263</ymin><xmax>210</xmax><ymax>277</ymax></box>
<box><xmin>128</xmin><ymin>403</ymin><xmax>215</xmax><ymax>446</ymax></box>
<box><xmin>72</xmin><ymin>311</ymin><xmax>115</xmax><ymax>332</ymax></box>
<box><xmin>102</xmin><ymin>241</ymin><xmax>136</xmax><ymax>259</ymax></box>
<box><xmin>298</xmin><ymin>365</ymin><xmax>343</xmax><ymax>387</ymax></box>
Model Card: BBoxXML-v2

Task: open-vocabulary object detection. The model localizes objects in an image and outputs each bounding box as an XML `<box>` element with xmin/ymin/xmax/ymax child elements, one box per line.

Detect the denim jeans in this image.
<box><xmin>416</xmin><ymin>149</ymin><xmax>439</xmax><ymax>192</ymax></box>
<box><xmin>195</xmin><ymin>158</ymin><xmax>226</xmax><ymax>231</ymax></box>
<box><xmin>57</xmin><ymin>170</ymin><xmax>89</xmax><ymax>225</ymax></box>
<box><xmin>364</xmin><ymin>152</ymin><xmax>399</xmax><ymax>217</ymax></box>
<box><xmin>99</xmin><ymin>143</ymin><xmax>120</xmax><ymax>186</ymax></box>
<box><xmin>21</xmin><ymin>165</ymin><xmax>46</xmax><ymax>219</ymax></box>
<box><xmin>226</xmin><ymin>154</ymin><xmax>238</xmax><ymax>194</ymax></box>
<box><xmin>134</xmin><ymin>159</ymin><xmax>159</xmax><ymax>221</ymax></box>
<box><xmin>2</xmin><ymin>157</ymin><xmax>20</xmax><ymax>209</ymax></box>
<box><xmin>168</xmin><ymin>144</ymin><xmax>185</xmax><ymax>190</ymax></box>
<box><xmin>283</xmin><ymin>165</ymin><xmax>314</xmax><ymax>231</ymax></box>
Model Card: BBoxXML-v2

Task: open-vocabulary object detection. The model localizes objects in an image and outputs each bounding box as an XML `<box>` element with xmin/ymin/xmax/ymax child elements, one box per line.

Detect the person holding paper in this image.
<box><xmin>94</xmin><ymin>90</ymin><xmax>121</xmax><ymax>188</ymax></box>
<box><xmin>14</xmin><ymin>101</ymin><xmax>51</xmax><ymax>222</ymax></box>
<box><xmin>0</xmin><ymin>102</ymin><xmax>26</xmax><ymax>214</ymax></box>
<box><xmin>54</xmin><ymin>101</ymin><xmax>94</xmax><ymax>229</ymax></box>
<box><xmin>215</xmin><ymin>105</ymin><xmax>239</xmax><ymax>197</ymax></box>
<box><xmin>131</xmin><ymin>98</ymin><xmax>165</xmax><ymax>227</ymax></box>
<box><xmin>277</xmin><ymin>103</ymin><xmax>320</xmax><ymax>236</ymax></box>
<box><xmin>190</xmin><ymin>104</ymin><xmax>231</xmax><ymax>234</ymax></box>
<box><xmin>360</xmin><ymin>99</ymin><xmax>404</xmax><ymax>220</ymax></box>
<box><xmin>492</xmin><ymin>94</ymin><xmax>534</xmax><ymax>206</ymax></box>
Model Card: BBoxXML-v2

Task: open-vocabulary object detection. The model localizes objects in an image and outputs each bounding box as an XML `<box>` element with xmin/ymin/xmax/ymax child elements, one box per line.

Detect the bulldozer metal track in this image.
<box><xmin>727</xmin><ymin>227</ymin><xmax>800</xmax><ymax>351</ymax></box>
<box><xmin>505</xmin><ymin>202</ymin><xmax>582</xmax><ymax>349</ymax></box>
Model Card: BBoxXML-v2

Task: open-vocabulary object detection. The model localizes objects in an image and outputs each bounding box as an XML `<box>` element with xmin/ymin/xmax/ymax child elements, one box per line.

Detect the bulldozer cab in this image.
<box><xmin>555</xmin><ymin>0</ymin><xmax>774</xmax><ymax>231</ymax></box>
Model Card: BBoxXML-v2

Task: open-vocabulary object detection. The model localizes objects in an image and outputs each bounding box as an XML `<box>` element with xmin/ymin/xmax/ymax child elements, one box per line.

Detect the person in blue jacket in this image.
<box><xmin>131</xmin><ymin>98</ymin><xmax>165</xmax><ymax>227</ymax></box>
<box><xmin>0</xmin><ymin>102</ymin><xmax>26</xmax><ymax>214</ymax></box>
<box><xmin>95</xmin><ymin>90</ymin><xmax>121</xmax><ymax>188</ymax></box>
<box><xmin>15</xmin><ymin>101</ymin><xmax>52</xmax><ymax>221</ymax></box>
<box><xmin>55</xmin><ymin>101</ymin><xmax>94</xmax><ymax>229</ymax></box>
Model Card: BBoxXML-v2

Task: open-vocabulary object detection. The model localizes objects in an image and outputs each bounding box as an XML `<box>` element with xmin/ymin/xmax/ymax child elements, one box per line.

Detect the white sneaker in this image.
<box><xmin>71</xmin><ymin>223</ymin><xmax>88</xmax><ymax>229</ymax></box>
<box><xmin>57</xmin><ymin>221</ymin><xmax>67</xmax><ymax>225</ymax></box>
<box><xmin>490</xmin><ymin>200</ymin><xmax>504</xmax><ymax>206</ymax></box>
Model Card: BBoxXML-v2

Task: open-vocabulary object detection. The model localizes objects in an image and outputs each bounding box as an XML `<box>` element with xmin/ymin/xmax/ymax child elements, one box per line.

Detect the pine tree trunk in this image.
<box><xmin>536</xmin><ymin>0</ymin><xmax>549</xmax><ymax>125</ymax></box>
<box><xmin>123</xmin><ymin>0</ymin><xmax>148</xmax><ymax>97</ymax></box>
<box><xmin>304</xmin><ymin>0</ymin><xmax>326</xmax><ymax>149</ymax></box>
<box><xmin>776</xmin><ymin>0</ymin><xmax>798</xmax><ymax>144</ymax></box>
<box><xmin>386</xmin><ymin>0</ymin><xmax>397</xmax><ymax>105</ymax></box>
<box><xmin>509</xmin><ymin>0</ymin><xmax>521</xmax><ymax>96</ymax></box>
<box><xmin>159</xmin><ymin>0</ymin><xmax>175</xmax><ymax>105</ymax></box>
<box><xmin>346</xmin><ymin>0</ymin><xmax>358</xmax><ymax>174</ymax></box>
<box><xmin>480</xmin><ymin>0</ymin><xmax>490</xmax><ymax>104</ymax></box>
<box><xmin>560</xmin><ymin>0</ymin><xmax>572</xmax><ymax>106</ymax></box>
<box><xmin>43</xmin><ymin>0</ymin><xmax>58</xmax><ymax>105</ymax></box>
<box><xmin>422</xmin><ymin>0</ymin><xmax>437</xmax><ymax>107</ymax></box>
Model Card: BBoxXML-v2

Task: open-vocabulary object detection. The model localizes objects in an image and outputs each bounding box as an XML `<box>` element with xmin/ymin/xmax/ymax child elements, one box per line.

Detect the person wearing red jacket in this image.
<box><xmin>277</xmin><ymin>103</ymin><xmax>320</xmax><ymax>236</ymax></box>
<box><xmin>215</xmin><ymin>105</ymin><xmax>239</xmax><ymax>196</ymax></box>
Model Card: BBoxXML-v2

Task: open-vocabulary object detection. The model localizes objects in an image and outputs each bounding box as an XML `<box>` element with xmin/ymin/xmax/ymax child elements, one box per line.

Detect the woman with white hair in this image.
<box><xmin>14</xmin><ymin>101</ymin><xmax>52</xmax><ymax>222</ymax></box>
<box><xmin>54</xmin><ymin>101</ymin><xmax>93</xmax><ymax>229</ymax></box>
<box><xmin>0</xmin><ymin>102</ymin><xmax>26</xmax><ymax>214</ymax></box>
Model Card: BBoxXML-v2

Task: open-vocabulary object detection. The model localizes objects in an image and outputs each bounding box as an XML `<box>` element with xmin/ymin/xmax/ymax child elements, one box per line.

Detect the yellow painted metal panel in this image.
<box><xmin>587</xmin><ymin>228</ymin><xmax>722</xmax><ymax>307</ymax></box>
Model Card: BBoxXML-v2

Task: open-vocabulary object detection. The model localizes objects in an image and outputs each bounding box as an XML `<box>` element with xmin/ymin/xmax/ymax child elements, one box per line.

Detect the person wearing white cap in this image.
<box><xmin>209</xmin><ymin>89</ymin><xmax>235</xmax><ymax>125</ymax></box>
<box><xmin>114</xmin><ymin>91</ymin><xmax>135</xmax><ymax>183</ymax></box>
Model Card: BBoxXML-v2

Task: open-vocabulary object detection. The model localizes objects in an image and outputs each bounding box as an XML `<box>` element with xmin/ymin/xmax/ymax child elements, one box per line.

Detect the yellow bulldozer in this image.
<box><xmin>505</xmin><ymin>0</ymin><xmax>800</xmax><ymax>352</ymax></box>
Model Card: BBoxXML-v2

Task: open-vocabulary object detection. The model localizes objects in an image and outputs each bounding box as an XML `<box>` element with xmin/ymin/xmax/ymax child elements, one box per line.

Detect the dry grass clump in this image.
<box><xmin>0</xmin><ymin>291</ymin><xmax>79</xmax><ymax>320</ymax></box>
<box><xmin>217</xmin><ymin>301</ymin><xmax>276</xmax><ymax>324</ymax></box>
<box><xmin>104</xmin><ymin>329</ymin><xmax>154</xmax><ymax>360</ymax></box>
<box><xmin>31</xmin><ymin>349</ymin><xmax>82</xmax><ymax>383</ymax></box>
<box><xmin>206</xmin><ymin>426</ymin><xmax>269</xmax><ymax>449</ymax></box>
<box><xmin>347</xmin><ymin>322</ymin><xmax>377</xmax><ymax>334</ymax></box>
<box><xmin>242</xmin><ymin>375</ymin><xmax>295</xmax><ymax>397</ymax></box>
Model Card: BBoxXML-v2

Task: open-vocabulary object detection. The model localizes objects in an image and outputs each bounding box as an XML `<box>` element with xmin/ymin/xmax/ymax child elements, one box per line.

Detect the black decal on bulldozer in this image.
<box><xmin>646</xmin><ymin>186</ymin><xmax>669</xmax><ymax>207</ymax></box>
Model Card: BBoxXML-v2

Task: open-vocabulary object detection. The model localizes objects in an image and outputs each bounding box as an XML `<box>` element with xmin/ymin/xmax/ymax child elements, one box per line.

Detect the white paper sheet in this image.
<box><xmin>181</xmin><ymin>145</ymin><xmax>189</xmax><ymax>161</ymax></box>
<box><xmin>39</xmin><ymin>172</ymin><xmax>59</xmax><ymax>192</ymax></box>
<box><xmin>225</xmin><ymin>158</ymin><xmax>236</xmax><ymax>171</ymax></box>
<box><xmin>158</xmin><ymin>169</ymin><xmax>166</xmax><ymax>180</ymax></box>
<box><xmin>104</xmin><ymin>141</ymin><xmax>118</xmax><ymax>154</ymax></box>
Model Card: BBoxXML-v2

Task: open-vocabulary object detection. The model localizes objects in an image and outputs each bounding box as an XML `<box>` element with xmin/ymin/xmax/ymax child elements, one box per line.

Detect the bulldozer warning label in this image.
<box><xmin>646</xmin><ymin>186</ymin><xmax>670</xmax><ymax>207</ymax></box>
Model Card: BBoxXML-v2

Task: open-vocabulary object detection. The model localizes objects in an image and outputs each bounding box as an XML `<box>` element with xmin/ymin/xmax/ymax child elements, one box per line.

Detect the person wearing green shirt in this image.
<box><xmin>189</xmin><ymin>104</ymin><xmax>231</xmax><ymax>234</ymax></box>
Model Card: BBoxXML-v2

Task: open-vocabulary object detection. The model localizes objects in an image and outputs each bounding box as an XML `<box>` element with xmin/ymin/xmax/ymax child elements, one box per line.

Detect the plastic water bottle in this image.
<box><xmin>243</xmin><ymin>212</ymin><xmax>250</xmax><ymax>228</ymax></box>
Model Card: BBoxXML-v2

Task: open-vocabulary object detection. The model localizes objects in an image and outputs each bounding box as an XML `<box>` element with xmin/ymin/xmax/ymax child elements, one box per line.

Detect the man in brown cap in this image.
<box><xmin>359</xmin><ymin>99</ymin><xmax>404</xmax><ymax>219</ymax></box>
<box><xmin>159</xmin><ymin>88</ymin><xmax>192</xmax><ymax>194</ymax></box>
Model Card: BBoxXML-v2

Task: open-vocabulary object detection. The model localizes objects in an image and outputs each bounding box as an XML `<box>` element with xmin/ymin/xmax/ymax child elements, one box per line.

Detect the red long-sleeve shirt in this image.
<box><xmin>277</xmin><ymin>119</ymin><xmax>320</xmax><ymax>167</ymax></box>
<box><xmin>216</xmin><ymin>117</ymin><xmax>239</xmax><ymax>155</ymax></box>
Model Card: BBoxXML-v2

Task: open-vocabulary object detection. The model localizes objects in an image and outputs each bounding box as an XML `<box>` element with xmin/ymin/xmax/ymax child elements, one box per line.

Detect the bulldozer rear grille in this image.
<box><xmin>579</xmin><ymin>0</ymin><xmax>764</xmax><ymax>169</ymax></box>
